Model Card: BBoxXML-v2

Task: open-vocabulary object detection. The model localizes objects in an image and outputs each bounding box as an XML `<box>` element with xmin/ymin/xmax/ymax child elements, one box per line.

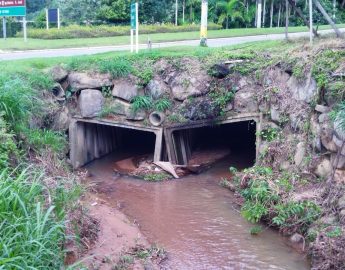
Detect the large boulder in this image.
<box><xmin>332</xmin><ymin>153</ymin><xmax>345</xmax><ymax>170</ymax></box>
<box><xmin>126</xmin><ymin>110</ymin><xmax>146</xmax><ymax>121</ymax></box>
<box><xmin>169</xmin><ymin>59</ymin><xmax>211</xmax><ymax>101</ymax></box>
<box><xmin>287</xmin><ymin>73</ymin><xmax>317</xmax><ymax>103</ymax></box>
<box><xmin>112</xmin><ymin>77</ymin><xmax>138</xmax><ymax>102</ymax></box>
<box><xmin>69</xmin><ymin>72</ymin><xmax>112</xmax><ymax>91</ymax></box>
<box><xmin>51</xmin><ymin>66</ymin><xmax>68</xmax><ymax>82</ymax></box>
<box><xmin>233</xmin><ymin>90</ymin><xmax>258</xmax><ymax>113</ymax></box>
<box><xmin>334</xmin><ymin>117</ymin><xmax>345</xmax><ymax>141</ymax></box>
<box><xmin>209</xmin><ymin>64</ymin><xmax>230</xmax><ymax>79</ymax></box>
<box><xmin>314</xmin><ymin>158</ymin><xmax>332</xmax><ymax>179</ymax></box>
<box><xmin>110</xmin><ymin>99</ymin><xmax>131</xmax><ymax>116</ymax></box>
<box><xmin>321</xmin><ymin>121</ymin><xmax>337</xmax><ymax>152</ymax></box>
<box><xmin>52</xmin><ymin>106</ymin><xmax>70</xmax><ymax>131</ymax></box>
<box><xmin>294</xmin><ymin>142</ymin><xmax>306</xmax><ymax>167</ymax></box>
<box><xmin>78</xmin><ymin>90</ymin><xmax>104</xmax><ymax>118</ymax></box>
<box><xmin>333</xmin><ymin>135</ymin><xmax>345</xmax><ymax>155</ymax></box>
<box><xmin>145</xmin><ymin>78</ymin><xmax>169</xmax><ymax>99</ymax></box>
<box><xmin>180</xmin><ymin>97</ymin><xmax>220</xmax><ymax>121</ymax></box>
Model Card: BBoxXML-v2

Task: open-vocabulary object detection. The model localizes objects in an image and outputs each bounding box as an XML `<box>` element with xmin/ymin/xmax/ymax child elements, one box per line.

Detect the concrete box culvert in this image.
<box><xmin>164</xmin><ymin>113</ymin><xmax>262</xmax><ymax>165</ymax></box>
<box><xmin>69</xmin><ymin>118</ymin><xmax>164</xmax><ymax>169</ymax></box>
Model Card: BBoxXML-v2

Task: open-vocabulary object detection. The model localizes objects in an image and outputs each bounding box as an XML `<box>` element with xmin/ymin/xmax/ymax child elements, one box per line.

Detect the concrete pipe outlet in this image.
<box><xmin>51</xmin><ymin>83</ymin><xmax>65</xmax><ymax>101</ymax></box>
<box><xmin>149</xmin><ymin>111</ymin><xmax>165</xmax><ymax>126</ymax></box>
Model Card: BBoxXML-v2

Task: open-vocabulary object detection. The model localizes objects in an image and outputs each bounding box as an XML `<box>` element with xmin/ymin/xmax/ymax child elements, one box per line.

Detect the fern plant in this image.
<box><xmin>130</xmin><ymin>95</ymin><xmax>153</xmax><ymax>112</ymax></box>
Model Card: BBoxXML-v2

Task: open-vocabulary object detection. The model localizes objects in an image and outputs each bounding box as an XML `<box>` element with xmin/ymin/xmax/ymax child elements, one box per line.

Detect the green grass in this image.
<box><xmin>1</xmin><ymin>24</ymin><xmax>344</xmax><ymax>51</ymax></box>
<box><xmin>0</xmin><ymin>39</ymin><xmax>295</xmax><ymax>74</ymax></box>
<box><xmin>0</xmin><ymin>169</ymin><xmax>65</xmax><ymax>269</ymax></box>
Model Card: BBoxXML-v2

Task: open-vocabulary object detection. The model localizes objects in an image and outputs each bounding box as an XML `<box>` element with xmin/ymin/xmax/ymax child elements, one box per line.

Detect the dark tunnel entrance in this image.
<box><xmin>170</xmin><ymin>120</ymin><xmax>257</xmax><ymax>167</ymax></box>
<box><xmin>69</xmin><ymin>120</ymin><xmax>163</xmax><ymax>168</ymax></box>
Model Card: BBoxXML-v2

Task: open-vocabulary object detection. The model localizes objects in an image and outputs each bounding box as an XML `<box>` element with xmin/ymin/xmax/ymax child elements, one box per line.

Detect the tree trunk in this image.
<box><xmin>263</xmin><ymin>0</ymin><xmax>266</xmax><ymax>27</ymax></box>
<box><xmin>226</xmin><ymin>16</ymin><xmax>229</xmax><ymax>29</ymax></box>
<box><xmin>287</xmin><ymin>0</ymin><xmax>319</xmax><ymax>37</ymax></box>
<box><xmin>257</xmin><ymin>0</ymin><xmax>262</xmax><ymax>28</ymax></box>
<box><xmin>313</xmin><ymin>0</ymin><xmax>343</xmax><ymax>37</ymax></box>
<box><xmin>190</xmin><ymin>5</ymin><xmax>192</xmax><ymax>22</ymax></box>
<box><xmin>285</xmin><ymin>0</ymin><xmax>289</xmax><ymax>40</ymax></box>
<box><xmin>270</xmin><ymin>0</ymin><xmax>274</xmax><ymax>28</ymax></box>
<box><xmin>278</xmin><ymin>2</ymin><xmax>281</xmax><ymax>27</ymax></box>
<box><xmin>333</xmin><ymin>0</ymin><xmax>336</xmax><ymax>20</ymax></box>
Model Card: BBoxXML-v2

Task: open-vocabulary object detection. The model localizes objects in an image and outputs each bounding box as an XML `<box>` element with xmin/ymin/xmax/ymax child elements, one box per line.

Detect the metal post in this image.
<box><xmin>23</xmin><ymin>17</ymin><xmax>27</xmax><ymax>42</ymax></box>
<box><xmin>57</xmin><ymin>8</ymin><xmax>61</xmax><ymax>29</ymax></box>
<box><xmin>135</xmin><ymin>2</ymin><xmax>139</xmax><ymax>53</ymax></box>
<box><xmin>257</xmin><ymin>0</ymin><xmax>262</xmax><ymax>28</ymax></box>
<box><xmin>200</xmin><ymin>0</ymin><xmax>208</xmax><ymax>46</ymax></box>
<box><xmin>285</xmin><ymin>0</ymin><xmax>288</xmax><ymax>40</ymax></box>
<box><xmin>46</xmin><ymin>8</ymin><xmax>49</xmax><ymax>30</ymax></box>
<box><xmin>309</xmin><ymin>0</ymin><xmax>313</xmax><ymax>44</ymax></box>
<box><xmin>2</xmin><ymin>17</ymin><xmax>6</xmax><ymax>40</ymax></box>
<box><xmin>175</xmin><ymin>0</ymin><xmax>178</xmax><ymax>26</ymax></box>
<box><xmin>130</xmin><ymin>29</ymin><xmax>134</xmax><ymax>53</ymax></box>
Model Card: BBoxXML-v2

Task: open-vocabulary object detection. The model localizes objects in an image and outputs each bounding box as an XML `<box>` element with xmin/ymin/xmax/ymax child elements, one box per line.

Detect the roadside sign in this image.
<box><xmin>0</xmin><ymin>0</ymin><xmax>26</xmax><ymax>17</ymax></box>
<box><xmin>46</xmin><ymin>8</ymin><xmax>60</xmax><ymax>29</ymax></box>
<box><xmin>130</xmin><ymin>2</ymin><xmax>139</xmax><ymax>53</ymax></box>
<box><xmin>130</xmin><ymin>3</ymin><xmax>136</xmax><ymax>30</ymax></box>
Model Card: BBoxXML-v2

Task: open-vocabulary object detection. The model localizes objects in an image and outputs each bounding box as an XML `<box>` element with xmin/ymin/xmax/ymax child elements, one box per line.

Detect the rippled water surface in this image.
<box><xmin>86</xmin><ymin>153</ymin><xmax>310</xmax><ymax>270</ymax></box>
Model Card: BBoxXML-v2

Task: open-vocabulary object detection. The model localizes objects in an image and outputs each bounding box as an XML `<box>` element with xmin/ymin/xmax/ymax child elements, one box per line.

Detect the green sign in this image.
<box><xmin>0</xmin><ymin>6</ymin><xmax>26</xmax><ymax>17</ymax></box>
<box><xmin>130</xmin><ymin>3</ymin><xmax>136</xmax><ymax>29</ymax></box>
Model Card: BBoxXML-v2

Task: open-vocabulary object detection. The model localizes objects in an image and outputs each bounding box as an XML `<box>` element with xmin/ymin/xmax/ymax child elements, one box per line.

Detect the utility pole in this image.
<box><xmin>200</xmin><ymin>0</ymin><xmax>208</xmax><ymax>46</ymax></box>
<box><xmin>175</xmin><ymin>0</ymin><xmax>178</xmax><ymax>26</ymax></box>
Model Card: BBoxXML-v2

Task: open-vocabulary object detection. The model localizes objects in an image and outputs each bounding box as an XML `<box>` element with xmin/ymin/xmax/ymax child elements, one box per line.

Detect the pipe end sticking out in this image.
<box><xmin>51</xmin><ymin>83</ymin><xmax>65</xmax><ymax>101</ymax></box>
<box><xmin>149</xmin><ymin>111</ymin><xmax>165</xmax><ymax>126</ymax></box>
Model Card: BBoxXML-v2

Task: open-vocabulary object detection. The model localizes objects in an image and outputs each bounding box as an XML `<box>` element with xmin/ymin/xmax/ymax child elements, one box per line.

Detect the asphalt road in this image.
<box><xmin>0</xmin><ymin>28</ymin><xmax>343</xmax><ymax>61</ymax></box>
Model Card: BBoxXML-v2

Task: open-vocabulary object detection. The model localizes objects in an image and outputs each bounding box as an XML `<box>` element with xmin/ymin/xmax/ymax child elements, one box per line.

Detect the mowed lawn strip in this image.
<box><xmin>1</xmin><ymin>24</ymin><xmax>344</xmax><ymax>51</ymax></box>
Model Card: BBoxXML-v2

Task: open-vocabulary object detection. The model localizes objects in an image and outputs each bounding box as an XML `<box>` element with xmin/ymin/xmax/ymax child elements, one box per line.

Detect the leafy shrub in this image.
<box><xmin>239</xmin><ymin>166</ymin><xmax>320</xmax><ymax>234</ymax></box>
<box><xmin>143</xmin><ymin>172</ymin><xmax>170</xmax><ymax>182</ymax></box>
<box><xmin>260</xmin><ymin>127</ymin><xmax>280</xmax><ymax>142</ymax></box>
<box><xmin>209</xmin><ymin>88</ymin><xmax>235</xmax><ymax>114</ymax></box>
<box><xmin>19</xmin><ymin>23</ymin><xmax>222</xmax><ymax>39</ymax></box>
<box><xmin>250</xmin><ymin>225</ymin><xmax>263</xmax><ymax>235</ymax></box>
<box><xmin>272</xmin><ymin>201</ymin><xmax>321</xmax><ymax>231</ymax></box>
<box><xmin>154</xmin><ymin>98</ymin><xmax>172</xmax><ymax>112</ymax></box>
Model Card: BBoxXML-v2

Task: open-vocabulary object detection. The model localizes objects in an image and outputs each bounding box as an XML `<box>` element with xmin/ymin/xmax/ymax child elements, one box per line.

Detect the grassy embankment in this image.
<box><xmin>0</xmin><ymin>24</ymin><xmax>344</xmax><ymax>51</ymax></box>
<box><xmin>0</xmin><ymin>61</ymin><xmax>82</xmax><ymax>268</ymax></box>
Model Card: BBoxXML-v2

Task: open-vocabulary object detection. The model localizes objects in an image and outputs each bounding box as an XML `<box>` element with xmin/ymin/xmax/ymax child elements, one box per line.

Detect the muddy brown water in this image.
<box><xmin>86</xmin><ymin>153</ymin><xmax>310</xmax><ymax>270</ymax></box>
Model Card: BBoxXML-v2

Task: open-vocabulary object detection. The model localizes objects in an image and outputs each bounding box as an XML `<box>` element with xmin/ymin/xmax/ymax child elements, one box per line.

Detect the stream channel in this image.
<box><xmin>86</xmin><ymin>152</ymin><xmax>310</xmax><ymax>270</ymax></box>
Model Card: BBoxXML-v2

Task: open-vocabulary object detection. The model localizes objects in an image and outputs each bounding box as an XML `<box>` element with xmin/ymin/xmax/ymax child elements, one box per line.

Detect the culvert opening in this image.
<box><xmin>171</xmin><ymin>120</ymin><xmax>257</xmax><ymax>167</ymax></box>
<box><xmin>70</xmin><ymin>121</ymin><xmax>160</xmax><ymax>169</ymax></box>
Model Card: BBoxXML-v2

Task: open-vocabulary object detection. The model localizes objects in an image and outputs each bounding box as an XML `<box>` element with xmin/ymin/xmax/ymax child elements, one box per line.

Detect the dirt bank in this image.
<box><xmin>70</xmin><ymin>192</ymin><xmax>165</xmax><ymax>270</ymax></box>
